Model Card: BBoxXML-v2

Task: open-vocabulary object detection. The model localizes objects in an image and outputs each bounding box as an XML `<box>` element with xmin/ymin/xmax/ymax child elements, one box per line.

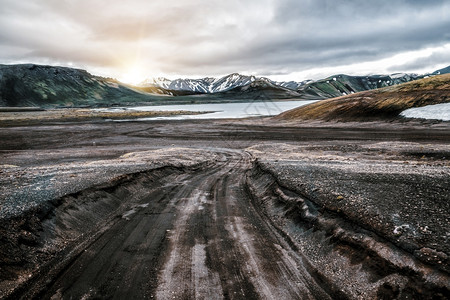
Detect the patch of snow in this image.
<box><xmin>400</xmin><ymin>103</ymin><xmax>450</xmax><ymax>121</ymax></box>
<box><xmin>276</xmin><ymin>80</ymin><xmax>306</xmax><ymax>90</ymax></box>
<box><xmin>390</xmin><ymin>73</ymin><xmax>407</xmax><ymax>79</ymax></box>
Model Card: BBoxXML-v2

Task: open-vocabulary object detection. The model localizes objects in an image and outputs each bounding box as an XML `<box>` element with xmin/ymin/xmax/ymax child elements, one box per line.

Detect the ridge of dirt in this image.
<box><xmin>246</xmin><ymin>160</ymin><xmax>449</xmax><ymax>299</ymax></box>
<box><xmin>0</xmin><ymin>166</ymin><xmax>190</xmax><ymax>299</ymax></box>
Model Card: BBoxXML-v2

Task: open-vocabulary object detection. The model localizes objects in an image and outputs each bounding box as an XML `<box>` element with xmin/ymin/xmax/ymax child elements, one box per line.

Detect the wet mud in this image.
<box><xmin>0</xmin><ymin>118</ymin><xmax>449</xmax><ymax>299</ymax></box>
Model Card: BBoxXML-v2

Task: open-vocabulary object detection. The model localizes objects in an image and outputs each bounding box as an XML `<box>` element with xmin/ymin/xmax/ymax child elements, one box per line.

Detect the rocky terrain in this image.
<box><xmin>247</xmin><ymin>141</ymin><xmax>449</xmax><ymax>299</ymax></box>
<box><xmin>0</xmin><ymin>117</ymin><xmax>449</xmax><ymax>299</ymax></box>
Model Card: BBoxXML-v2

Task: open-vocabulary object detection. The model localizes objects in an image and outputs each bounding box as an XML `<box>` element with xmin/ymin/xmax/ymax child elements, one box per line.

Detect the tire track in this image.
<box><xmin>156</xmin><ymin>151</ymin><xmax>330</xmax><ymax>299</ymax></box>
<box><xmin>37</xmin><ymin>150</ymin><xmax>331</xmax><ymax>299</ymax></box>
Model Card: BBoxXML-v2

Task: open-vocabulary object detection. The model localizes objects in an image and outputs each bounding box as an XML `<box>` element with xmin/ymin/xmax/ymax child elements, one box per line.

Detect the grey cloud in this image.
<box><xmin>0</xmin><ymin>0</ymin><xmax>449</xmax><ymax>78</ymax></box>
<box><xmin>388</xmin><ymin>50</ymin><xmax>450</xmax><ymax>73</ymax></box>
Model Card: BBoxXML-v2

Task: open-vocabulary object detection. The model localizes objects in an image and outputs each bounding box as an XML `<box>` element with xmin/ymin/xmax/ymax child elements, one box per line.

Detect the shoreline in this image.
<box><xmin>0</xmin><ymin>108</ymin><xmax>211</xmax><ymax>127</ymax></box>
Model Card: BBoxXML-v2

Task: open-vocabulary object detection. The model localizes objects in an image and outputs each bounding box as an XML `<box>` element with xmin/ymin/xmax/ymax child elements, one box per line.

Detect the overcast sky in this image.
<box><xmin>1</xmin><ymin>0</ymin><xmax>449</xmax><ymax>83</ymax></box>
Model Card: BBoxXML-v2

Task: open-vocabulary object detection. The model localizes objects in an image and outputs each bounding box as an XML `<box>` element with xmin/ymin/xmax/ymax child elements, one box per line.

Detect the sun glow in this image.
<box><xmin>119</xmin><ymin>66</ymin><xmax>146</xmax><ymax>85</ymax></box>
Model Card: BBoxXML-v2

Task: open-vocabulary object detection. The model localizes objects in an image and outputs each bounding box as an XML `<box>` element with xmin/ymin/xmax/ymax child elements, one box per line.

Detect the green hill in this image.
<box><xmin>0</xmin><ymin>64</ymin><xmax>168</xmax><ymax>108</ymax></box>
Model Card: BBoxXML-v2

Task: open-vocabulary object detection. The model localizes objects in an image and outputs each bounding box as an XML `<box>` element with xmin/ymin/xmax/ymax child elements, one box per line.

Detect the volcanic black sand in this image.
<box><xmin>0</xmin><ymin>117</ymin><xmax>449</xmax><ymax>299</ymax></box>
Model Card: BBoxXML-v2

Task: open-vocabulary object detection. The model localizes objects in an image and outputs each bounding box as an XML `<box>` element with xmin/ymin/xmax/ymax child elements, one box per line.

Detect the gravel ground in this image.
<box><xmin>0</xmin><ymin>147</ymin><xmax>221</xmax><ymax>219</ymax></box>
<box><xmin>0</xmin><ymin>118</ymin><xmax>449</xmax><ymax>299</ymax></box>
<box><xmin>247</xmin><ymin>142</ymin><xmax>450</xmax><ymax>268</ymax></box>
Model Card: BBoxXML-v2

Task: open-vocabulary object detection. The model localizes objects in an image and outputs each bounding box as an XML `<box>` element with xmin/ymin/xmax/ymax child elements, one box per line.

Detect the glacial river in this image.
<box><xmin>107</xmin><ymin>100</ymin><xmax>318</xmax><ymax>120</ymax></box>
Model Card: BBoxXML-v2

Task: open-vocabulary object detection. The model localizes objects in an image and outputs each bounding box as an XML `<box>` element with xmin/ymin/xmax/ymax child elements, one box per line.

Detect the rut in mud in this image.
<box><xmin>1</xmin><ymin>151</ymin><xmax>330</xmax><ymax>299</ymax></box>
<box><xmin>1</xmin><ymin>149</ymin><xmax>449</xmax><ymax>299</ymax></box>
<box><xmin>247</xmin><ymin>161</ymin><xmax>449</xmax><ymax>299</ymax></box>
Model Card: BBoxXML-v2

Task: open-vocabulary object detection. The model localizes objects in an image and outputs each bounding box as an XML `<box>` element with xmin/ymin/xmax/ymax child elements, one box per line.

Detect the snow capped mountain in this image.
<box><xmin>167</xmin><ymin>78</ymin><xmax>208</xmax><ymax>93</ymax></box>
<box><xmin>138</xmin><ymin>73</ymin><xmax>297</xmax><ymax>94</ymax></box>
<box><xmin>276</xmin><ymin>80</ymin><xmax>313</xmax><ymax>90</ymax></box>
<box><xmin>137</xmin><ymin>66</ymin><xmax>450</xmax><ymax>98</ymax></box>
<box><xmin>208</xmin><ymin>73</ymin><xmax>257</xmax><ymax>93</ymax></box>
<box><xmin>139</xmin><ymin>77</ymin><xmax>172</xmax><ymax>89</ymax></box>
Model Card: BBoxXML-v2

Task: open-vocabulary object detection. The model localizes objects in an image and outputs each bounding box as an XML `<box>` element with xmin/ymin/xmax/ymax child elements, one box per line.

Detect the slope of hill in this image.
<box><xmin>276</xmin><ymin>74</ymin><xmax>450</xmax><ymax>121</ymax></box>
<box><xmin>0</xmin><ymin>64</ymin><xmax>167</xmax><ymax>107</ymax></box>
<box><xmin>433</xmin><ymin>65</ymin><xmax>450</xmax><ymax>75</ymax></box>
<box><xmin>296</xmin><ymin>73</ymin><xmax>423</xmax><ymax>100</ymax></box>
<box><xmin>213</xmin><ymin>79</ymin><xmax>302</xmax><ymax>100</ymax></box>
<box><xmin>276</xmin><ymin>79</ymin><xmax>313</xmax><ymax>90</ymax></box>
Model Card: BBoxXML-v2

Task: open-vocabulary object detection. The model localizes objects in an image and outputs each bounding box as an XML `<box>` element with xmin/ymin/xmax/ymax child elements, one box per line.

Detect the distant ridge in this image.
<box><xmin>275</xmin><ymin>73</ymin><xmax>450</xmax><ymax>121</ymax></box>
<box><xmin>140</xmin><ymin>73</ymin><xmax>260</xmax><ymax>93</ymax></box>
<box><xmin>295</xmin><ymin>73</ymin><xmax>422</xmax><ymax>99</ymax></box>
<box><xmin>432</xmin><ymin>65</ymin><xmax>450</xmax><ymax>75</ymax></box>
<box><xmin>1</xmin><ymin>63</ymin><xmax>448</xmax><ymax>107</ymax></box>
<box><xmin>139</xmin><ymin>65</ymin><xmax>450</xmax><ymax>99</ymax></box>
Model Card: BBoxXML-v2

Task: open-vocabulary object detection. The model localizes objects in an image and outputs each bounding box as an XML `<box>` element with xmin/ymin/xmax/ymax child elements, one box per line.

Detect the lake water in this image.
<box><xmin>117</xmin><ymin>100</ymin><xmax>318</xmax><ymax>120</ymax></box>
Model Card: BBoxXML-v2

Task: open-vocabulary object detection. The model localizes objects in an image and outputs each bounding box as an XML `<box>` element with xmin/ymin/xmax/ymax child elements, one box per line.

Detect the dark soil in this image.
<box><xmin>0</xmin><ymin>117</ymin><xmax>449</xmax><ymax>299</ymax></box>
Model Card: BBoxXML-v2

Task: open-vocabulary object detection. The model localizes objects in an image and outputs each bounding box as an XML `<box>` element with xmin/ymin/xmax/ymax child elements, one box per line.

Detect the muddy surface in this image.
<box><xmin>0</xmin><ymin>108</ymin><xmax>208</xmax><ymax>127</ymax></box>
<box><xmin>0</xmin><ymin>118</ymin><xmax>449</xmax><ymax>299</ymax></box>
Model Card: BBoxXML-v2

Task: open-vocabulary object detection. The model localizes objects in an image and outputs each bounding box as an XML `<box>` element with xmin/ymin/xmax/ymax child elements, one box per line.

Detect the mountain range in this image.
<box><xmin>0</xmin><ymin>63</ymin><xmax>449</xmax><ymax>107</ymax></box>
<box><xmin>140</xmin><ymin>73</ymin><xmax>311</xmax><ymax>94</ymax></box>
<box><xmin>138</xmin><ymin>72</ymin><xmax>429</xmax><ymax>100</ymax></box>
<box><xmin>276</xmin><ymin>73</ymin><xmax>450</xmax><ymax>121</ymax></box>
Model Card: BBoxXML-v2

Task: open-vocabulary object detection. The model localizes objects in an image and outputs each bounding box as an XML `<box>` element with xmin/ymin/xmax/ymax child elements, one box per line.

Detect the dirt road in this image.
<box><xmin>1</xmin><ymin>118</ymin><xmax>449</xmax><ymax>299</ymax></box>
<box><xmin>26</xmin><ymin>150</ymin><xmax>329</xmax><ymax>299</ymax></box>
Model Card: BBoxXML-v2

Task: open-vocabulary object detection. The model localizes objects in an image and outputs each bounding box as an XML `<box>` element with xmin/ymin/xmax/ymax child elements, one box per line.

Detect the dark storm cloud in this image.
<box><xmin>241</xmin><ymin>0</ymin><xmax>450</xmax><ymax>72</ymax></box>
<box><xmin>0</xmin><ymin>0</ymin><xmax>449</xmax><ymax>79</ymax></box>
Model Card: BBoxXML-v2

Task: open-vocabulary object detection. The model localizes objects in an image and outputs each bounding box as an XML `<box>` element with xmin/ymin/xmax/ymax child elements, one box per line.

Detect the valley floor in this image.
<box><xmin>0</xmin><ymin>118</ymin><xmax>449</xmax><ymax>299</ymax></box>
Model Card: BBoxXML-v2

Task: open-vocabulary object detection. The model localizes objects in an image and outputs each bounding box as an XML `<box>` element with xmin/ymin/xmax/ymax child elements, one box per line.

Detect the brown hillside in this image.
<box><xmin>276</xmin><ymin>73</ymin><xmax>450</xmax><ymax>121</ymax></box>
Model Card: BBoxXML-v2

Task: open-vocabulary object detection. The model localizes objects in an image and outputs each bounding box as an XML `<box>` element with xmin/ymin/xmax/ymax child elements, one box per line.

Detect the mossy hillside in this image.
<box><xmin>0</xmin><ymin>64</ymin><xmax>169</xmax><ymax>108</ymax></box>
<box><xmin>298</xmin><ymin>74</ymin><xmax>423</xmax><ymax>100</ymax></box>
